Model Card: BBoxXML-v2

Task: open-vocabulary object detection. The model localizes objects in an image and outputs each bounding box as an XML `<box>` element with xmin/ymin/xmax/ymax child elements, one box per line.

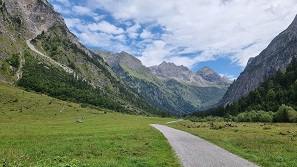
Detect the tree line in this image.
<box><xmin>191</xmin><ymin>57</ymin><xmax>297</xmax><ymax>122</ymax></box>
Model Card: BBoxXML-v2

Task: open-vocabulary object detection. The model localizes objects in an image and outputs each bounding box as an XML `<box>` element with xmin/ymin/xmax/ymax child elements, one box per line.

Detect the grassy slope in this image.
<box><xmin>0</xmin><ymin>83</ymin><xmax>181</xmax><ymax>167</ymax></box>
<box><xmin>168</xmin><ymin>120</ymin><xmax>297</xmax><ymax>167</ymax></box>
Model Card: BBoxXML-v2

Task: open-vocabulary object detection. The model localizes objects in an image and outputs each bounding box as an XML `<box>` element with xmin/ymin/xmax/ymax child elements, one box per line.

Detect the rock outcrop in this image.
<box><xmin>4</xmin><ymin>0</ymin><xmax>64</xmax><ymax>38</ymax></box>
<box><xmin>196</xmin><ymin>66</ymin><xmax>223</xmax><ymax>82</ymax></box>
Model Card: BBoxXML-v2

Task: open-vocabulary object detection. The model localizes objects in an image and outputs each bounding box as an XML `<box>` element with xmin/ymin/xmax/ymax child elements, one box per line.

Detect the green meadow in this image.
<box><xmin>2</xmin><ymin>82</ymin><xmax>297</xmax><ymax>167</ymax></box>
<box><xmin>0</xmin><ymin>83</ymin><xmax>180</xmax><ymax>166</ymax></box>
<box><xmin>169</xmin><ymin>120</ymin><xmax>297</xmax><ymax>167</ymax></box>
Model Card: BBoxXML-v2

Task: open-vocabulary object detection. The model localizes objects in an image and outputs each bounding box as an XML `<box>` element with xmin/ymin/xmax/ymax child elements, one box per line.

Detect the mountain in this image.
<box><xmin>150</xmin><ymin>61</ymin><xmax>231</xmax><ymax>87</ymax></box>
<box><xmin>96</xmin><ymin>50</ymin><xmax>231</xmax><ymax>115</ymax></box>
<box><xmin>220</xmin><ymin>15</ymin><xmax>297</xmax><ymax>106</ymax></box>
<box><xmin>196</xmin><ymin>66</ymin><xmax>225</xmax><ymax>82</ymax></box>
<box><xmin>0</xmin><ymin>0</ymin><xmax>161</xmax><ymax>115</ymax></box>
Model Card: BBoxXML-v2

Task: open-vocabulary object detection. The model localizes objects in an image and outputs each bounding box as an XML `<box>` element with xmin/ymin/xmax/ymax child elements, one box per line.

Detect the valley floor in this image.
<box><xmin>2</xmin><ymin>83</ymin><xmax>297</xmax><ymax>167</ymax></box>
<box><xmin>168</xmin><ymin>120</ymin><xmax>297</xmax><ymax>167</ymax></box>
<box><xmin>0</xmin><ymin>83</ymin><xmax>180</xmax><ymax>166</ymax></box>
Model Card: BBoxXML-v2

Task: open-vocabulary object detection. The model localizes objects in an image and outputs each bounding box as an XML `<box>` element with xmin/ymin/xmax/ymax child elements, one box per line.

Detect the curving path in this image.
<box><xmin>26</xmin><ymin>39</ymin><xmax>74</xmax><ymax>74</ymax></box>
<box><xmin>150</xmin><ymin>124</ymin><xmax>258</xmax><ymax>167</ymax></box>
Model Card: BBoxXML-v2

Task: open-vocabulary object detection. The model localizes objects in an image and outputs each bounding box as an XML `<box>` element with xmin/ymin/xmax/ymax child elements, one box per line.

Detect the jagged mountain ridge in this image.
<box><xmin>220</xmin><ymin>15</ymin><xmax>297</xmax><ymax>106</ymax></box>
<box><xmin>150</xmin><ymin>62</ymin><xmax>231</xmax><ymax>87</ymax></box>
<box><xmin>96</xmin><ymin>50</ymin><xmax>231</xmax><ymax>114</ymax></box>
<box><xmin>0</xmin><ymin>0</ymin><xmax>162</xmax><ymax>115</ymax></box>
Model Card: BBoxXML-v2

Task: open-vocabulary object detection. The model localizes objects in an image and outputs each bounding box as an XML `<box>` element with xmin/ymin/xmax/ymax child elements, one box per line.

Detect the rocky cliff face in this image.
<box><xmin>4</xmin><ymin>0</ymin><xmax>63</xmax><ymax>38</ymax></box>
<box><xmin>97</xmin><ymin>50</ymin><xmax>231</xmax><ymax>114</ymax></box>
<box><xmin>196</xmin><ymin>66</ymin><xmax>222</xmax><ymax>82</ymax></box>
<box><xmin>220</xmin><ymin>15</ymin><xmax>297</xmax><ymax>106</ymax></box>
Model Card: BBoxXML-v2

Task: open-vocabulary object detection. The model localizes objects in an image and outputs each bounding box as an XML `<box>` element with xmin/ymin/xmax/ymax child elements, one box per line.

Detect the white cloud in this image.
<box><xmin>52</xmin><ymin>0</ymin><xmax>297</xmax><ymax>72</ymax></box>
<box><xmin>77</xmin><ymin>31</ymin><xmax>130</xmax><ymax>52</ymax></box>
<box><xmin>82</xmin><ymin>0</ymin><xmax>297</xmax><ymax>69</ymax></box>
<box><xmin>140</xmin><ymin>29</ymin><xmax>153</xmax><ymax>39</ymax></box>
<box><xmin>87</xmin><ymin>21</ymin><xmax>124</xmax><ymax>34</ymax></box>
<box><xmin>72</xmin><ymin>6</ymin><xmax>93</xmax><ymax>15</ymax></box>
<box><xmin>138</xmin><ymin>40</ymin><xmax>171</xmax><ymax>66</ymax></box>
<box><xmin>219</xmin><ymin>73</ymin><xmax>237</xmax><ymax>81</ymax></box>
<box><xmin>56</xmin><ymin>0</ymin><xmax>70</xmax><ymax>6</ymax></box>
<box><xmin>52</xmin><ymin>4</ymin><xmax>72</xmax><ymax>15</ymax></box>
<box><xmin>126</xmin><ymin>23</ymin><xmax>141</xmax><ymax>39</ymax></box>
<box><xmin>64</xmin><ymin>18</ymin><xmax>82</xmax><ymax>28</ymax></box>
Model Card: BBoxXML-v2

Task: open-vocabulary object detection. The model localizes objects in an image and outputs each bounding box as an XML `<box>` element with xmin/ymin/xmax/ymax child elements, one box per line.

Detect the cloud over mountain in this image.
<box><xmin>49</xmin><ymin>0</ymin><xmax>297</xmax><ymax>76</ymax></box>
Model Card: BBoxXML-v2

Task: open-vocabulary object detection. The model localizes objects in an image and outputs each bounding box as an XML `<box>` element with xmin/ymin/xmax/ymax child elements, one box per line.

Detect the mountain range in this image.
<box><xmin>0</xmin><ymin>0</ymin><xmax>230</xmax><ymax>115</ymax></box>
<box><xmin>96</xmin><ymin>50</ymin><xmax>231</xmax><ymax>115</ymax></box>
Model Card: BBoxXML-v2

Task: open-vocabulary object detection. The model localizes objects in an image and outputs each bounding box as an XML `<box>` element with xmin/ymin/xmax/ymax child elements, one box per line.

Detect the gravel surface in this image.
<box><xmin>26</xmin><ymin>40</ymin><xmax>74</xmax><ymax>74</ymax></box>
<box><xmin>150</xmin><ymin>124</ymin><xmax>259</xmax><ymax>167</ymax></box>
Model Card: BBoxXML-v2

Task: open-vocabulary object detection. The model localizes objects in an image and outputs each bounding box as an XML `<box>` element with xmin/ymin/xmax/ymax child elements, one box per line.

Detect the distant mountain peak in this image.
<box><xmin>197</xmin><ymin>66</ymin><xmax>215</xmax><ymax>73</ymax></box>
<box><xmin>196</xmin><ymin>66</ymin><xmax>222</xmax><ymax>82</ymax></box>
<box><xmin>155</xmin><ymin>61</ymin><xmax>190</xmax><ymax>73</ymax></box>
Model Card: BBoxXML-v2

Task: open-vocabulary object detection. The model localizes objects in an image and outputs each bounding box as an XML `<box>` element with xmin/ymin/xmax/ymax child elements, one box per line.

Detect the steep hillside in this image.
<box><xmin>194</xmin><ymin>58</ymin><xmax>297</xmax><ymax>119</ymax></box>
<box><xmin>97</xmin><ymin>50</ymin><xmax>231</xmax><ymax>115</ymax></box>
<box><xmin>221</xmin><ymin>15</ymin><xmax>297</xmax><ymax>105</ymax></box>
<box><xmin>0</xmin><ymin>0</ymin><xmax>161</xmax><ymax>115</ymax></box>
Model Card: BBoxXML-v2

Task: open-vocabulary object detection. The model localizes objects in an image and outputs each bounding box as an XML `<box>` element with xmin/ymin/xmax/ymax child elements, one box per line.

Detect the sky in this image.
<box><xmin>48</xmin><ymin>0</ymin><xmax>297</xmax><ymax>80</ymax></box>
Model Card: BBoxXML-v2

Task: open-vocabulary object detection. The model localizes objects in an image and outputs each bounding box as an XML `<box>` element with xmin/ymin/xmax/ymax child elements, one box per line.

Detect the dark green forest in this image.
<box><xmin>191</xmin><ymin>57</ymin><xmax>297</xmax><ymax>122</ymax></box>
<box><xmin>18</xmin><ymin>50</ymin><xmax>126</xmax><ymax>111</ymax></box>
<box><xmin>18</xmin><ymin>50</ymin><xmax>168</xmax><ymax>116</ymax></box>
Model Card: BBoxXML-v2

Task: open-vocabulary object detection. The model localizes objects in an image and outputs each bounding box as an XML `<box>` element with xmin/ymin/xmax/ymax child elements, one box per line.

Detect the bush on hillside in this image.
<box><xmin>235</xmin><ymin>110</ymin><xmax>273</xmax><ymax>122</ymax></box>
<box><xmin>274</xmin><ymin>104</ymin><xmax>297</xmax><ymax>122</ymax></box>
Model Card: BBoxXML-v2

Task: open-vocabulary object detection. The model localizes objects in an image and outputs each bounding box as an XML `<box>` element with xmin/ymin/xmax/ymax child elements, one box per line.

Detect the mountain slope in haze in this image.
<box><xmin>0</xmin><ymin>0</ymin><xmax>161</xmax><ymax>115</ymax></box>
<box><xmin>220</xmin><ymin>15</ymin><xmax>297</xmax><ymax>106</ymax></box>
<box><xmin>97</xmin><ymin>50</ymin><xmax>231</xmax><ymax>115</ymax></box>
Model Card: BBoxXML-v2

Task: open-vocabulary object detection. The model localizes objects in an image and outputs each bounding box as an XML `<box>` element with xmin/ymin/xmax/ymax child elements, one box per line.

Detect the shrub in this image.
<box><xmin>236</xmin><ymin>110</ymin><xmax>273</xmax><ymax>122</ymax></box>
<box><xmin>259</xmin><ymin>113</ymin><xmax>273</xmax><ymax>122</ymax></box>
<box><xmin>274</xmin><ymin>104</ymin><xmax>297</xmax><ymax>122</ymax></box>
<box><xmin>10</xmin><ymin>53</ymin><xmax>20</xmax><ymax>68</ymax></box>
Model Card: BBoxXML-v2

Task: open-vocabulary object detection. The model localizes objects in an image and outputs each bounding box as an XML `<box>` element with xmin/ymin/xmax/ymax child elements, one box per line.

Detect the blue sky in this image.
<box><xmin>48</xmin><ymin>0</ymin><xmax>297</xmax><ymax>80</ymax></box>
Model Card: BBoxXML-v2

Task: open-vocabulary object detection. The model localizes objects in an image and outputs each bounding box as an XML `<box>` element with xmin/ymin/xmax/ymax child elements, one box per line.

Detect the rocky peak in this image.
<box><xmin>150</xmin><ymin>61</ymin><xmax>191</xmax><ymax>78</ymax></box>
<box><xmin>287</xmin><ymin>14</ymin><xmax>297</xmax><ymax>33</ymax></box>
<box><xmin>4</xmin><ymin>0</ymin><xmax>65</xmax><ymax>38</ymax></box>
<box><xmin>117</xmin><ymin>51</ymin><xmax>143</xmax><ymax>70</ymax></box>
<box><xmin>246</xmin><ymin>57</ymin><xmax>255</xmax><ymax>66</ymax></box>
<box><xmin>196</xmin><ymin>66</ymin><xmax>222</xmax><ymax>82</ymax></box>
<box><xmin>95</xmin><ymin>50</ymin><xmax>144</xmax><ymax>71</ymax></box>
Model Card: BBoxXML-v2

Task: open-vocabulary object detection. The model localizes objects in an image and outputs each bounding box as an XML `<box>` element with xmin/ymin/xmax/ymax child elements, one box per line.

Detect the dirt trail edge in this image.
<box><xmin>26</xmin><ymin>39</ymin><xmax>74</xmax><ymax>74</ymax></box>
<box><xmin>150</xmin><ymin>124</ymin><xmax>258</xmax><ymax>167</ymax></box>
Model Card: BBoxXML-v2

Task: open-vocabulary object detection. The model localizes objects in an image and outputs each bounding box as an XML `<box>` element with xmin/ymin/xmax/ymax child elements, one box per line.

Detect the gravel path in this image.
<box><xmin>26</xmin><ymin>39</ymin><xmax>74</xmax><ymax>74</ymax></box>
<box><xmin>150</xmin><ymin>124</ymin><xmax>258</xmax><ymax>167</ymax></box>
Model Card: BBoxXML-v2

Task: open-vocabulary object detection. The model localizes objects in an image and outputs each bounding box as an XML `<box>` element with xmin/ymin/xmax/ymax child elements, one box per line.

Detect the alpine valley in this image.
<box><xmin>0</xmin><ymin>0</ymin><xmax>230</xmax><ymax>116</ymax></box>
<box><xmin>2</xmin><ymin>0</ymin><xmax>297</xmax><ymax>166</ymax></box>
<box><xmin>95</xmin><ymin>50</ymin><xmax>231</xmax><ymax>115</ymax></box>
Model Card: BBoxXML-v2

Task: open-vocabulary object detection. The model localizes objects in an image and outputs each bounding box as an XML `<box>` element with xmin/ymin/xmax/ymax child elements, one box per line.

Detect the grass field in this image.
<box><xmin>3</xmin><ymin>82</ymin><xmax>297</xmax><ymax>167</ymax></box>
<box><xmin>168</xmin><ymin>120</ymin><xmax>297</xmax><ymax>167</ymax></box>
<box><xmin>0</xmin><ymin>83</ymin><xmax>181</xmax><ymax>167</ymax></box>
